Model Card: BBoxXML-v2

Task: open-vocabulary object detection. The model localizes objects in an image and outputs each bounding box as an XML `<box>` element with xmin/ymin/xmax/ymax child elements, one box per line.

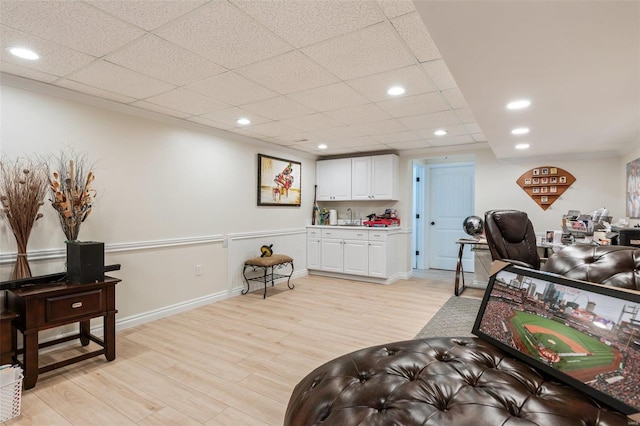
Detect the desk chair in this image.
<box><xmin>484</xmin><ymin>209</ymin><xmax>540</xmax><ymax>270</ymax></box>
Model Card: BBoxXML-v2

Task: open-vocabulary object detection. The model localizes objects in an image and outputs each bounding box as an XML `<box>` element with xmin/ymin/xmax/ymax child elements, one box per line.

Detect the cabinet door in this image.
<box><xmin>343</xmin><ymin>239</ymin><xmax>368</xmax><ymax>275</ymax></box>
<box><xmin>307</xmin><ymin>238</ymin><xmax>321</xmax><ymax>270</ymax></box>
<box><xmin>317</xmin><ymin>159</ymin><xmax>352</xmax><ymax>201</ymax></box>
<box><xmin>368</xmin><ymin>241</ymin><xmax>387</xmax><ymax>278</ymax></box>
<box><xmin>351</xmin><ymin>157</ymin><xmax>372</xmax><ymax>200</ymax></box>
<box><xmin>371</xmin><ymin>154</ymin><xmax>398</xmax><ymax>200</ymax></box>
<box><xmin>321</xmin><ymin>238</ymin><xmax>343</xmax><ymax>272</ymax></box>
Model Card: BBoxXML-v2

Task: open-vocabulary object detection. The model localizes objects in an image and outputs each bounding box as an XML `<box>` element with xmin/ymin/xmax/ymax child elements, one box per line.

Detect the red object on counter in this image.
<box><xmin>363</xmin><ymin>217</ymin><xmax>401</xmax><ymax>227</ymax></box>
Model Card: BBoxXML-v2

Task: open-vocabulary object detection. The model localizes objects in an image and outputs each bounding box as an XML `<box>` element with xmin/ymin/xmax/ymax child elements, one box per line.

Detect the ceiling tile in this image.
<box><xmin>186</xmin><ymin>72</ymin><xmax>277</xmax><ymax>106</ymax></box>
<box><xmin>232</xmin><ymin>0</ymin><xmax>384</xmax><ymax>48</ymax></box>
<box><xmin>236</xmin><ymin>51</ymin><xmax>339</xmax><ymax>94</ymax></box>
<box><xmin>187</xmin><ymin>116</ymin><xmax>233</xmax><ymax>131</ymax></box>
<box><xmin>308</xmin><ymin>125</ymin><xmax>367</xmax><ymax>141</ymax></box>
<box><xmin>398</xmin><ymin>110</ymin><xmax>461</xmax><ymax>131</ymax></box>
<box><xmin>130</xmin><ymin>100</ymin><xmax>192</xmax><ymax>119</ymax></box>
<box><xmin>288</xmin><ymin>82</ymin><xmax>369</xmax><ymax>112</ymax></box>
<box><xmin>276</xmin><ymin>132</ymin><xmax>316</xmax><ymax>144</ymax></box>
<box><xmin>279</xmin><ymin>113</ymin><xmax>343</xmax><ymax>132</ymax></box>
<box><xmin>1</xmin><ymin>25</ymin><xmax>96</xmax><ymax>77</ymax></box>
<box><xmin>248</xmin><ymin>121</ymin><xmax>301</xmax><ymax>138</ymax></box>
<box><xmin>386</xmin><ymin>140</ymin><xmax>430</xmax><ymax>150</ymax></box>
<box><xmin>106</xmin><ymin>35</ymin><xmax>226</xmax><ymax>86</ymax></box>
<box><xmin>347</xmin><ymin>65</ymin><xmax>436</xmax><ymax>102</ymax></box>
<box><xmin>376</xmin><ymin>0</ymin><xmax>416</xmax><ymax>19</ymax></box>
<box><xmin>464</xmin><ymin>122</ymin><xmax>482</xmax><ymax>134</ymax></box>
<box><xmin>68</xmin><ymin>60</ymin><xmax>175</xmax><ymax>99</ymax></box>
<box><xmin>87</xmin><ymin>0</ymin><xmax>207</xmax><ymax>31</ymax></box>
<box><xmin>55</xmin><ymin>79</ymin><xmax>137</xmax><ymax>104</ymax></box>
<box><xmin>414</xmin><ymin>124</ymin><xmax>470</xmax><ymax>139</ymax></box>
<box><xmin>0</xmin><ymin>61</ymin><xmax>58</xmax><ymax>83</ymax></box>
<box><xmin>349</xmin><ymin>118</ymin><xmax>407</xmax><ymax>136</ymax></box>
<box><xmin>350</xmin><ymin>143</ymin><xmax>392</xmax><ymax>153</ymax></box>
<box><xmin>392</xmin><ymin>12</ymin><xmax>441</xmax><ymax>62</ymax></box>
<box><xmin>427</xmin><ymin>134</ymin><xmax>475</xmax><ymax>146</ymax></box>
<box><xmin>154</xmin><ymin>1</ymin><xmax>292</xmax><ymax>69</ymax></box>
<box><xmin>377</xmin><ymin>92</ymin><xmax>450</xmax><ymax>118</ymax></box>
<box><xmin>422</xmin><ymin>59</ymin><xmax>458</xmax><ymax>90</ymax></box>
<box><xmin>472</xmin><ymin>132</ymin><xmax>487</xmax><ymax>142</ymax></box>
<box><xmin>241</xmin><ymin>96</ymin><xmax>315</xmax><ymax>121</ymax></box>
<box><xmin>144</xmin><ymin>88</ymin><xmax>229</xmax><ymax>116</ymax></box>
<box><xmin>199</xmin><ymin>107</ymin><xmax>270</xmax><ymax>128</ymax></box>
<box><xmin>441</xmin><ymin>88</ymin><xmax>468</xmax><ymax>109</ymax></box>
<box><xmin>0</xmin><ymin>1</ymin><xmax>144</xmax><ymax>57</ymax></box>
<box><xmin>302</xmin><ymin>23</ymin><xmax>415</xmax><ymax>80</ymax></box>
<box><xmin>454</xmin><ymin>108</ymin><xmax>477</xmax><ymax>124</ymax></box>
<box><xmin>373</xmin><ymin>130</ymin><xmax>420</xmax><ymax>144</ymax></box>
<box><xmin>324</xmin><ymin>103</ymin><xmax>391</xmax><ymax>125</ymax></box>
<box><xmin>325</xmin><ymin>136</ymin><xmax>380</xmax><ymax>148</ymax></box>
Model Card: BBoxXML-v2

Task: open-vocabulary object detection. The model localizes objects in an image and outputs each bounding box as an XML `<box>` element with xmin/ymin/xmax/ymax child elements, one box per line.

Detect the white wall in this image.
<box><xmin>0</xmin><ymin>83</ymin><xmax>311</xmax><ymax>327</ymax></box>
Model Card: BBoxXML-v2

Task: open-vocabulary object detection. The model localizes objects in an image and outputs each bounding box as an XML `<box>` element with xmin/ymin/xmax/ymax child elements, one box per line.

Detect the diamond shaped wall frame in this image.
<box><xmin>516</xmin><ymin>166</ymin><xmax>575</xmax><ymax>210</ymax></box>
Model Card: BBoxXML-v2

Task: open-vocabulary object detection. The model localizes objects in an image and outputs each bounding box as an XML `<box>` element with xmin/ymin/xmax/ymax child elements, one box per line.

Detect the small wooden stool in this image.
<box><xmin>243</xmin><ymin>254</ymin><xmax>294</xmax><ymax>298</ymax></box>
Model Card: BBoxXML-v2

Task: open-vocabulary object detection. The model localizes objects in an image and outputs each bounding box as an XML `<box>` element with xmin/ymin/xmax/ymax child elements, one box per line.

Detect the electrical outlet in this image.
<box><xmin>195</xmin><ymin>264</ymin><xmax>202</xmax><ymax>276</ymax></box>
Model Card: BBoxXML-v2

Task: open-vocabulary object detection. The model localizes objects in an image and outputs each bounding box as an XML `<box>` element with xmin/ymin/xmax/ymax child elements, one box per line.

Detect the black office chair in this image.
<box><xmin>484</xmin><ymin>209</ymin><xmax>540</xmax><ymax>270</ymax></box>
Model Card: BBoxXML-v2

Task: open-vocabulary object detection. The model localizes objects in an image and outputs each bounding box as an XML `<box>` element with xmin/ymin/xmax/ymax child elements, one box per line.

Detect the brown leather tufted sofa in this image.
<box><xmin>285</xmin><ymin>246</ymin><xmax>640</xmax><ymax>426</ymax></box>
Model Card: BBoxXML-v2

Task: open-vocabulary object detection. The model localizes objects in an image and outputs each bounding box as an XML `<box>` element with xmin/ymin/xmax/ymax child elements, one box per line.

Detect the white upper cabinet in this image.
<box><xmin>351</xmin><ymin>154</ymin><xmax>398</xmax><ymax>200</ymax></box>
<box><xmin>316</xmin><ymin>158</ymin><xmax>352</xmax><ymax>201</ymax></box>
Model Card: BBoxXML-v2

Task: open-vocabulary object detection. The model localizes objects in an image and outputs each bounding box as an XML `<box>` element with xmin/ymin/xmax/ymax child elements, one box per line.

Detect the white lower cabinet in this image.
<box><xmin>307</xmin><ymin>227</ymin><xmax>394</xmax><ymax>280</ymax></box>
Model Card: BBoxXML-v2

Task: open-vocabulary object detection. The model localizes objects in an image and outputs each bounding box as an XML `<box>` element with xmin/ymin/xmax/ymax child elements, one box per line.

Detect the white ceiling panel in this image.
<box><xmin>399</xmin><ymin>110</ymin><xmax>462</xmax><ymax>131</ymax></box>
<box><xmin>186</xmin><ymin>72</ymin><xmax>277</xmax><ymax>106</ymax></box>
<box><xmin>245</xmin><ymin>121</ymin><xmax>299</xmax><ymax>138</ymax></box>
<box><xmin>324</xmin><ymin>103</ymin><xmax>392</xmax><ymax>125</ymax></box>
<box><xmin>373</xmin><ymin>130</ymin><xmax>420</xmax><ymax>144</ymax></box>
<box><xmin>386</xmin><ymin>140</ymin><xmax>430</xmax><ymax>150</ymax></box>
<box><xmin>441</xmin><ymin>88</ymin><xmax>468</xmax><ymax>109</ymax></box>
<box><xmin>187</xmin><ymin>116</ymin><xmax>233</xmax><ymax>131</ymax></box>
<box><xmin>55</xmin><ymin>79</ymin><xmax>137</xmax><ymax>104</ymax></box>
<box><xmin>1</xmin><ymin>25</ymin><xmax>96</xmax><ymax>77</ymax></box>
<box><xmin>242</xmin><ymin>96</ymin><xmax>316</xmax><ymax>121</ymax></box>
<box><xmin>105</xmin><ymin>35</ymin><xmax>226</xmax><ymax>86</ymax></box>
<box><xmin>288</xmin><ymin>82</ymin><xmax>369</xmax><ymax>112</ymax></box>
<box><xmin>422</xmin><ymin>59</ymin><xmax>458</xmax><ymax>91</ymax></box>
<box><xmin>154</xmin><ymin>1</ymin><xmax>292</xmax><ymax>69</ymax></box>
<box><xmin>87</xmin><ymin>0</ymin><xmax>207</xmax><ymax>31</ymax></box>
<box><xmin>302</xmin><ymin>23</ymin><xmax>415</xmax><ymax>80</ymax></box>
<box><xmin>427</xmin><ymin>134</ymin><xmax>475</xmax><ymax>147</ymax></box>
<box><xmin>349</xmin><ymin>119</ymin><xmax>407</xmax><ymax>136</ymax></box>
<box><xmin>144</xmin><ymin>88</ymin><xmax>229</xmax><ymax>116</ymax></box>
<box><xmin>0</xmin><ymin>60</ymin><xmax>58</xmax><ymax>83</ymax></box>
<box><xmin>377</xmin><ymin>92</ymin><xmax>450</xmax><ymax>118</ymax></box>
<box><xmin>376</xmin><ymin>0</ymin><xmax>416</xmax><ymax>19</ymax></box>
<box><xmin>199</xmin><ymin>107</ymin><xmax>270</xmax><ymax>128</ymax></box>
<box><xmin>130</xmin><ymin>100</ymin><xmax>192</xmax><ymax>119</ymax></box>
<box><xmin>67</xmin><ymin>61</ymin><xmax>175</xmax><ymax>99</ymax></box>
<box><xmin>232</xmin><ymin>0</ymin><xmax>385</xmax><ymax>48</ymax></box>
<box><xmin>279</xmin><ymin>113</ymin><xmax>343</xmax><ymax>132</ymax></box>
<box><xmin>235</xmin><ymin>51</ymin><xmax>339</xmax><ymax>94</ymax></box>
<box><xmin>0</xmin><ymin>1</ymin><xmax>144</xmax><ymax>57</ymax></box>
<box><xmin>391</xmin><ymin>12</ymin><xmax>441</xmax><ymax>63</ymax></box>
<box><xmin>346</xmin><ymin>65</ymin><xmax>436</xmax><ymax>102</ymax></box>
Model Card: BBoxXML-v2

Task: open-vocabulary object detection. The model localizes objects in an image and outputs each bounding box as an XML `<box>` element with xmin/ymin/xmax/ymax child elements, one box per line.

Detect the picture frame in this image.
<box><xmin>533</xmin><ymin>169</ymin><xmax>540</xmax><ymax>176</ymax></box>
<box><xmin>626</xmin><ymin>157</ymin><xmax>640</xmax><ymax>219</ymax></box>
<box><xmin>541</xmin><ymin>167</ymin><xmax>549</xmax><ymax>175</ymax></box>
<box><xmin>257</xmin><ymin>154</ymin><xmax>301</xmax><ymax>206</ymax></box>
<box><xmin>540</xmin><ymin>196</ymin><xmax>549</xmax><ymax>203</ymax></box>
<box><xmin>550</xmin><ymin>177</ymin><xmax>558</xmax><ymax>184</ymax></box>
<box><xmin>545</xmin><ymin>230</ymin><xmax>554</xmax><ymax>243</ymax></box>
<box><xmin>524</xmin><ymin>178</ymin><xmax>532</xmax><ymax>185</ymax></box>
<box><xmin>541</xmin><ymin>186</ymin><xmax>548</xmax><ymax>193</ymax></box>
<box><xmin>559</xmin><ymin>176</ymin><xmax>567</xmax><ymax>184</ymax></box>
<box><xmin>473</xmin><ymin>264</ymin><xmax>640</xmax><ymax>415</ymax></box>
<box><xmin>533</xmin><ymin>177</ymin><xmax>540</xmax><ymax>184</ymax></box>
<box><xmin>532</xmin><ymin>187</ymin><xmax>540</xmax><ymax>194</ymax></box>
<box><xmin>541</xmin><ymin>177</ymin><xmax>548</xmax><ymax>184</ymax></box>
<box><xmin>550</xmin><ymin>167</ymin><xmax>558</xmax><ymax>175</ymax></box>
<box><xmin>550</xmin><ymin>186</ymin><xmax>557</xmax><ymax>193</ymax></box>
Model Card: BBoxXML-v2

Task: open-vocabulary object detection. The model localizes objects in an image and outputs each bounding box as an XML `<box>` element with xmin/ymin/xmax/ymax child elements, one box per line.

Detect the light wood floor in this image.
<box><xmin>6</xmin><ymin>271</ymin><xmax>482</xmax><ymax>426</ymax></box>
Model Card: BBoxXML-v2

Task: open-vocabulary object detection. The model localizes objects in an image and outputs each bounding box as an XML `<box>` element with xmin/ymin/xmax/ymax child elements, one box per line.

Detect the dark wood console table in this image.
<box><xmin>6</xmin><ymin>277</ymin><xmax>121</xmax><ymax>389</ymax></box>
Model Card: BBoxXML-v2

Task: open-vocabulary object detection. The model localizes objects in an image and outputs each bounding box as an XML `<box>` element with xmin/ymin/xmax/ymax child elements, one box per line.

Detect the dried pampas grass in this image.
<box><xmin>0</xmin><ymin>156</ymin><xmax>48</xmax><ymax>279</ymax></box>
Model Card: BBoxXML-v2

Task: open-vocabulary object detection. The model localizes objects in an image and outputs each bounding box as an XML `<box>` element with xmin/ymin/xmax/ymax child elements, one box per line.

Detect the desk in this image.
<box><xmin>454</xmin><ymin>239</ymin><xmax>556</xmax><ymax>296</ymax></box>
<box><xmin>6</xmin><ymin>277</ymin><xmax>121</xmax><ymax>389</ymax></box>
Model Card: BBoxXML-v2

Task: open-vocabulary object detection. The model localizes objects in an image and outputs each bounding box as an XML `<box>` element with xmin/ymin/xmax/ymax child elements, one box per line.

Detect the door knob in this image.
<box><xmin>430</xmin><ymin>221</ymin><xmax>435</xmax><ymax>225</ymax></box>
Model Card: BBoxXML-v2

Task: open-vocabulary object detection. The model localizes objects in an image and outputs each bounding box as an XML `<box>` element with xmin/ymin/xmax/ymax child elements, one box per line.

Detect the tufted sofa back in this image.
<box><xmin>543</xmin><ymin>245</ymin><xmax>640</xmax><ymax>290</ymax></box>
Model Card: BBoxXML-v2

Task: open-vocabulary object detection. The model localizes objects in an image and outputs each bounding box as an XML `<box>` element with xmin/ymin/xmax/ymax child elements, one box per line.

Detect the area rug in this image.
<box><xmin>415</xmin><ymin>296</ymin><xmax>482</xmax><ymax>339</ymax></box>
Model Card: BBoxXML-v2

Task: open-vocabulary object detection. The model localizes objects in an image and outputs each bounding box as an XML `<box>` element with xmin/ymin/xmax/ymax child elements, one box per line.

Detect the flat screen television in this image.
<box><xmin>473</xmin><ymin>264</ymin><xmax>640</xmax><ymax>415</ymax></box>
<box><xmin>619</xmin><ymin>228</ymin><xmax>640</xmax><ymax>248</ymax></box>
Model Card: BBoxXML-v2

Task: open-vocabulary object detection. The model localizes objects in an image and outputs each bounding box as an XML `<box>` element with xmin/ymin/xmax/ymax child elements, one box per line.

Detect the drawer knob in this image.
<box><xmin>71</xmin><ymin>302</ymin><xmax>83</xmax><ymax>309</ymax></box>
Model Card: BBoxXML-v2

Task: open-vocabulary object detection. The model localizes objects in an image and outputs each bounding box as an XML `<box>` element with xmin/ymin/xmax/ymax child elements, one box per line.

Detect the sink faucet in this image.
<box><xmin>347</xmin><ymin>208</ymin><xmax>353</xmax><ymax>224</ymax></box>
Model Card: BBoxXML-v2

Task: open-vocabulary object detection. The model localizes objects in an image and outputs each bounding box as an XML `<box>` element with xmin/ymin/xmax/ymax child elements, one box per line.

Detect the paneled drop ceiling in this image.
<box><xmin>1</xmin><ymin>1</ymin><xmax>637</xmax><ymax>160</ymax></box>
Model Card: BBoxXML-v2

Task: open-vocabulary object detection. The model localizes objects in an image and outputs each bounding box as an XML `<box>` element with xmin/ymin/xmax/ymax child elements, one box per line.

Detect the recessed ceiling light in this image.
<box><xmin>236</xmin><ymin>118</ymin><xmax>251</xmax><ymax>125</ymax></box>
<box><xmin>387</xmin><ymin>86</ymin><xmax>405</xmax><ymax>96</ymax></box>
<box><xmin>434</xmin><ymin>129</ymin><xmax>447</xmax><ymax>136</ymax></box>
<box><xmin>506</xmin><ymin>99</ymin><xmax>531</xmax><ymax>110</ymax></box>
<box><xmin>318</xmin><ymin>144</ymin><xmax>328</xmax><ymax>150</ymax></box>
<box><xmin>8</xmin><ymin>47</ymin><xmax>39</xmax><ymax>60</ymax></box>
<box><xmin>515</xmin><ymin>143</ymin><xmax>530</xmax><ymax>150</ymax></box>
<box><xmin>511</xmin><ymin>127</ymin><xmax>529</xmax><ymax>135</ymax></box>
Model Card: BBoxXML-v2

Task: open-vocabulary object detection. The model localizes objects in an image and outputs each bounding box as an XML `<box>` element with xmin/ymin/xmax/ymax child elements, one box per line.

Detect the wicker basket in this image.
<box><xmin>0</xmin><ymin>368</ymin><xmax>23</xmax><ymax>422</ymax></box>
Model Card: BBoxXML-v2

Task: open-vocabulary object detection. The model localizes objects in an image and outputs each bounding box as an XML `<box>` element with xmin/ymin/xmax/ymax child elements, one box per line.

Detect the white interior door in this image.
<box><xmin>427</xmin><ymin>163</ymin><xmax>475</xmax><ymax>271</ymax></box>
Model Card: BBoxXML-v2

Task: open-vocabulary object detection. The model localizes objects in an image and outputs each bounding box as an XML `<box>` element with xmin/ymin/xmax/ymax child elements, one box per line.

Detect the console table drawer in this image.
<box><xmin>46</xmin><ymin>289</ymin><xmax>103</xmax><ymax>322</ymax></box>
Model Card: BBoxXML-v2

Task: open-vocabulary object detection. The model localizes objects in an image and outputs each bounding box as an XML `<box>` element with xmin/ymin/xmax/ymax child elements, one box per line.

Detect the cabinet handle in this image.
<box><xmin>71</xmin><ymin>302</ymin><xmax>83</xmax><ymax>309</ymax></box>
